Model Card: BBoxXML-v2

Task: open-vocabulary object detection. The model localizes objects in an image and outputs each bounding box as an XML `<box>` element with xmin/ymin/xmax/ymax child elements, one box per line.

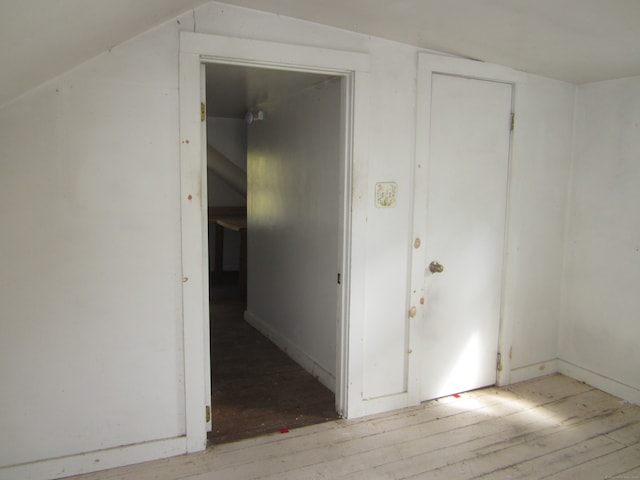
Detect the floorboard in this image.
<box><xmin>208</xmin><ymin>271</ymin><xmax>339</xmax><ymax>444</ymax></box>
<box><xmin>66</xmin><ymin>374</ymin><xmax>640</xmax><ymax>480</ymax></box>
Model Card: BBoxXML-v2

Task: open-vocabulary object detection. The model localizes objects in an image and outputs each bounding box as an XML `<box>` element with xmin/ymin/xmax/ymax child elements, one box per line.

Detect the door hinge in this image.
<box><xmin>337</xmin><ymin>273</ymin><xmax>341</xmax><ymax>285</ymax></box>
<box><xmin>497</xmin><ymin>352</ymin><xmax>503</xmax><ymax>372</ymax></box>
<box><xmin>510</xmin><ymin>112</ymin><xmax>515</xmax><ymax>131</ymax></box>
<box><xmin>201</xmin><ymin>102</ymin><xmax>206</xmax><ymax>122</ymax></box>
<box><xmin>205</xmin><ymin>405</ymin><xmax>211</xmax><ymax>423</ymax></box>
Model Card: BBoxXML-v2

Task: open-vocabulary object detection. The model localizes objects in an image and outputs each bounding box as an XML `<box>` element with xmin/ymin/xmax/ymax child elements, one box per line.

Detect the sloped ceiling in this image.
<box><xmin>0</xmin><ymin>0</ymin><xmax>209</xmax><ymax>107</ymax></box>
<box><xmin>218</xmin><ymin>0</ymin><xmax>640</xmax><ymax>85</ymax></box>
<box><xmin>2</xmin><ymin>0</ymin><xmax>640</xmax><ymax>107</ymax></box>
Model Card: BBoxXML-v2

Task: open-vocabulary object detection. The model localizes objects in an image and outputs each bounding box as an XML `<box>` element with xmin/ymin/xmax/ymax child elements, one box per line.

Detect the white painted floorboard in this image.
<box><xmin>67</xmin><ymin>375</ymin><xmax>640</xmax><ymax>480</ymax></box>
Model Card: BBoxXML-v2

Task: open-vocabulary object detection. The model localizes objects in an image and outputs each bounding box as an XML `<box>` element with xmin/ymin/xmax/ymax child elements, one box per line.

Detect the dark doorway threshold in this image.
<box><xmin>208</xmin><ymin>272</ymin><xmax>339</xmax><ymax>445</ymax></box>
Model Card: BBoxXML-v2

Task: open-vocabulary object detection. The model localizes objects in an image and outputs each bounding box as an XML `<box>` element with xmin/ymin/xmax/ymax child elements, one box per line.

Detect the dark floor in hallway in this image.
<box><xmin>208</xmin><ymin>272</ymin><xmax>339</xmax><ymax>445</ymax></box>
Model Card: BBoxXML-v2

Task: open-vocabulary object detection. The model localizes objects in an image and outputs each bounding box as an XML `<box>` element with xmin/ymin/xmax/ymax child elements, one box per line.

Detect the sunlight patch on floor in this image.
<box><xmin>438</xmin><ymin>385</ymin><xmax>560</xmax><ymax>428</ymax></box>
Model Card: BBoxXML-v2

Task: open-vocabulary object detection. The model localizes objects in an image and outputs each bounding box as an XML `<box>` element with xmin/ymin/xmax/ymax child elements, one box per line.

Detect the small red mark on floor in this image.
<box><xmin>453</xmin><ymin>394</ymin><xmax>461</xmax><ymax>398</ymax></box>
<box><xmin>279</xmin><ymin>428</ymin><xmax>289</xmax><ymax>434</ymax></box>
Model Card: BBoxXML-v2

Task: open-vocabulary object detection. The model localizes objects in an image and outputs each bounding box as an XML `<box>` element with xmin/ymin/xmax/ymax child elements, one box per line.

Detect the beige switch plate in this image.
<box><xmin>375</xmin><ymin>182</ymin><xmax>397</xmax><ymax>208</ymax></box>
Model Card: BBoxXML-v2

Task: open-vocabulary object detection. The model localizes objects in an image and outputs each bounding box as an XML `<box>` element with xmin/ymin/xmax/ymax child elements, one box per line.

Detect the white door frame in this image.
<box><xmin>179</xmin><ymin>32</ymin><xmax>371</xmax><ymax>451</ymax></box>
<box><xmin>408</xmin><ymin>52</ymin><xmax>526</xmax><ymax>405</ymax></box>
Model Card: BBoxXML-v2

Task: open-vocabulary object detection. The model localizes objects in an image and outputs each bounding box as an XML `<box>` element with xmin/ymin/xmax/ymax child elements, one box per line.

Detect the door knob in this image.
<box><xmin>429</xmin><ymin>261</ymin><xmax>444</xmax><ymax>273</ymax></box>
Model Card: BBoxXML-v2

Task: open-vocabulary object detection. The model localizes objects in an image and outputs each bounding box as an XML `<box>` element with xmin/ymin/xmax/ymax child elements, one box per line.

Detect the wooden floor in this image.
<box><xmin>67</xmin><ymin>374</ymin><xmax>640</xmax><ymax>480</ymax></box>
<box><xmin>208</xmin><ymin>272</ymin><xmax>338</xmax><ymax>444</ymax></box>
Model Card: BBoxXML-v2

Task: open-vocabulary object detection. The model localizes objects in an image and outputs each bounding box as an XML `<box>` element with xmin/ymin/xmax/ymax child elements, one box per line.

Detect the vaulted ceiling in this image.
<box><xmin>2</xmin><ymin>0</ymin><xmax>640</xmax><ymax>107</ymax></box>
<box><xmin>218</xmin><ymin>0</ymin><xmax>640</xmax><ymax>85</ymax></box>
<box><xmin>0</xmin><ymin>0</ymin><xmax>210</xmax><ymax>107</ymax></box>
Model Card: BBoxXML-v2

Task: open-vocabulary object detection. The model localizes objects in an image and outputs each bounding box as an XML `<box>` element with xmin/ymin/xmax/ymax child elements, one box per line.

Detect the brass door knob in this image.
<box><xmin>429</xmin><ymin>261</ymin><xmax>444</xmax><ymax>273</ymax></box>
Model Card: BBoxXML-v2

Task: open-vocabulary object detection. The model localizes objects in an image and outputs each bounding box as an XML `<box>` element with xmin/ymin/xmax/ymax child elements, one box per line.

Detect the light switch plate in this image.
<box><xmin>375</xmin><ymin>182</ymin><xmax>397</xmax><ymax>208</ymax></box>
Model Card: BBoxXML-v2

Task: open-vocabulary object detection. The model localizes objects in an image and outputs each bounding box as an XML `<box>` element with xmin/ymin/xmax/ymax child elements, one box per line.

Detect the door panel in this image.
<box><xmin>420</xmin><ymin>73</ymin><xmax>512</xmax><ymax>401</ymax></box>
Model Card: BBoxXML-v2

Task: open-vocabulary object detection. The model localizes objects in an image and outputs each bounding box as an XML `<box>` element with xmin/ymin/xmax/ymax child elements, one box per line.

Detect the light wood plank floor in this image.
<box><xmin>67</xmin><ymin>374</ymin><xmax>640</xmax><ymax>480</ymax></box>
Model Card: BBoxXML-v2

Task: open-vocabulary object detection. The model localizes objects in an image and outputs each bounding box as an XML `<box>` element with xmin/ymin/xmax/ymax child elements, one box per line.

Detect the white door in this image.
<box><xmin>419</xmin><ymin>73</ymin><xmax>513</xmax><ymax>401</ymax></box>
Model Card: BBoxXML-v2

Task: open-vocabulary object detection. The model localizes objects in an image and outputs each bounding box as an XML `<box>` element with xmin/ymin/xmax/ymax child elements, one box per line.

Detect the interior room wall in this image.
<box><xmin>502</xmin><ymin>75</ymin><xmax>575</xmax><ymax>381</ymax></box>
<box><xmin>0</xmin><ymin>18</ymin><xmax>188</xmax><ymax>469</ymax></box>
<box><xmin>245</xmin><ymin>77</ymin><xmax>341</xmax><ymax>388</ymax></box>
<box><xmin>0</xmin><ymin>1</ymin><xmax>584</xmax><ymax>476</ymax></box>
<box><xmin>559</xmin><ymin>75</ymin><xmax>640</xmax><ymax>404</ymax></box>
<box><xmin>207</xmin><ymin>117</ymin><xmax>247</xmax><ymax>272</ymax></box>
<box><xmin>191</xmin><ymin>4</ymin><xmax>418</xmax><ymax>402</ymax></box>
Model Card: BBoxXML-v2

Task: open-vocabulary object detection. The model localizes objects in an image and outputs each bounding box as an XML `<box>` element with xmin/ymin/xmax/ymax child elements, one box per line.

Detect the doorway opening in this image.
<box><xmin>204</xmin><ymin>62</ymin><xmax>345</xmax><ymax>443</ymax></box>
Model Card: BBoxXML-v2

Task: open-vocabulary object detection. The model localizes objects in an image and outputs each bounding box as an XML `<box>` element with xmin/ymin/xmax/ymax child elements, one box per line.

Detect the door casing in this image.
<box><xmin>179</xmin><ymin>32</ymin><xmax>371</xmax><ymax>452</ymax></box>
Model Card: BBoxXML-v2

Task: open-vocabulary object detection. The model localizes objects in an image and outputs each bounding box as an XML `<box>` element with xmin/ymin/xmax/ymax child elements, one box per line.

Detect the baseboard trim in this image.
<box><xmin>0</xmin><ymin>436</ymin><xmax>187</xmax><ymax>480</ymax></box>
<box><xmin>244</xmin><ymin>310</ymin><xmax>336</xmax><ymax>392</ymax></box>
<box><xmin>362</xmin><ymin>392</ymin><xmax>411</xmax><ymax>417</ymax></box>
<box><xmin>558</xmin><ymin>360</ymin><xmax>640</xmax><ymax>406</ymax></box>
<box><xmin>510</xmin><ymin>359</ymin><xmax>559</xmax><ymax>384</ymax></box>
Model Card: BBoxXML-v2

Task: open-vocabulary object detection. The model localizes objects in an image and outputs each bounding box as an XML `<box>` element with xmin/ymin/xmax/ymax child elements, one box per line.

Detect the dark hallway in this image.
<box><xmin>208</xmin><ymin>273</ymin><xmax>339</xmax><ymax>444</ymax></box>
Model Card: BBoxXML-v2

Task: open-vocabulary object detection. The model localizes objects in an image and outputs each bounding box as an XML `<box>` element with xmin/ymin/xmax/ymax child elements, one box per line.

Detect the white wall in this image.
<box><xmin>0</xmin><ymin>18</ymin><xmax>188</xmax><ymax>469</ymax></box>
<box><xmin>207</xmin><ymin>117</ymin><xmax>246</xmax><ymax>271</ymax></box>
<box><xmin>503</xmin><ymin>76</ymin><xmax>575</xmax><ymax>381</ymax></box>
<box><xmin>194</xmin><ymin>1</ymin><xmax>423</xmax><ymax>401</ymax></box>
<box><xmin>245</xmin><ymin>77</ymin><xmax>341</xmax><ymax>388</ymax></box>
<box><xmin>359</xmin><ymin>38</ymin><xmax>420</xmax><ymax>399</ymax></box>
<box><xmin>0</xmin><ymin>1</ymin><xmax>578</xmax><ymax>477</ymax></box>
<box><xmin>559</xmin><ymin>76</ymin><xmax>640</xmax><ymax>403</ymax></box>
<box><xmin>193</xmin><ymin>1</ymin><xmax>577</xmax><ymax>400</ymax></box>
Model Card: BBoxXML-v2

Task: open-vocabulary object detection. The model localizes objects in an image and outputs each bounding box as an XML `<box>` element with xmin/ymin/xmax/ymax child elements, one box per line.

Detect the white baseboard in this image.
<box><xmin>244</xmin><ymin>310</ymin><xmax>336</xmax><ymax>392</ymax></box>
<box><xmin>510</xmin><ymin>359</ymin><xmax>559</xmax><ymax>384</ymax></box>
<box><xmin>362</xmin><ymin>392</ymin><xmax>411</xmax><ymax>417</ymax></box>
<box><xmin>558</xmin><ymin>359</ymin><xmax>640</xmax><ymax>406</ymax></box>
<box><xmin>0</xmin><ymin>436</ymin><xmax>187</xmax><ymax>480</ymax></box>
<box><xmin>509</xmin><ymin>359</ymin><xmax>639</xmax><ymax>407</ymax></box>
